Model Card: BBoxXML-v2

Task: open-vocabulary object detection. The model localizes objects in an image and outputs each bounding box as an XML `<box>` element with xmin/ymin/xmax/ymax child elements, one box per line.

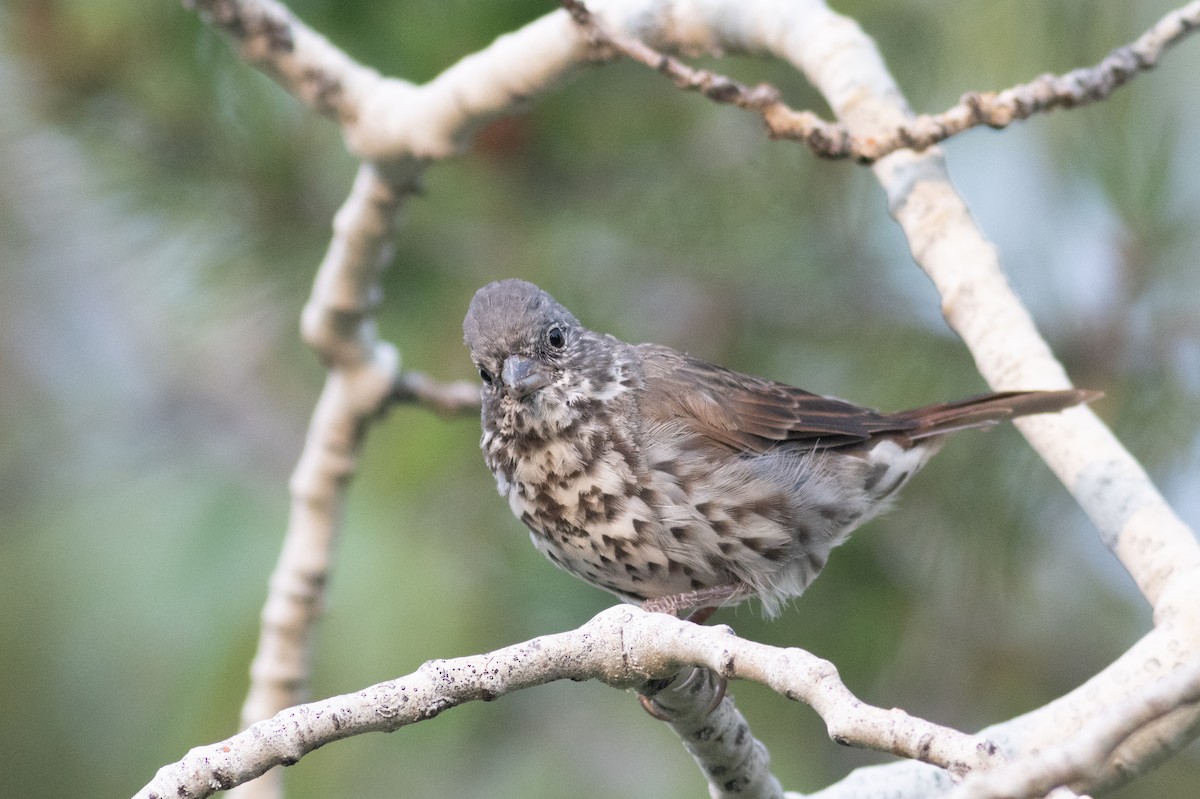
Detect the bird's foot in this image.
<box><xmin>636</xmin><ymin>585</ymin><xmax>745</xmax><ymax>719</ymax></box>
<box><xmin>637</xmin><ymin>667</ymin><xmax>728</xmax><ymax>721</ymax></box>
<box><xmin>640</xmin><ymin>582</ymin><xmax>750</xmax><ymax>617</ymax></box>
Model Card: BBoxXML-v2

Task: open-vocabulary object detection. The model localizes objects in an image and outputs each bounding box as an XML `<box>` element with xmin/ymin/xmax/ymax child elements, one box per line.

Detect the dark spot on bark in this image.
<box><xmin>261</xmin><ymin>16</ymin><xmax>295</xmax><ymax>52</ymax></box>
<box><xmin>918</xmin><ymin>734</ymin><xmax>933</xmax><ymax>759</ymax></box>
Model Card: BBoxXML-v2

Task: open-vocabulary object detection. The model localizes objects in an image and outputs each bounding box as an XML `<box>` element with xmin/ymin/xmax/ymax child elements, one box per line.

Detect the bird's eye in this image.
<box><xmin>546</xmin><ymin>325</ymin><xmax>566</xmax><ymax>350</ymax></box>
<box><xmin>478</xmin><ymin>367</ymin><xmax>494</xmax><ymax>385</ymax></box>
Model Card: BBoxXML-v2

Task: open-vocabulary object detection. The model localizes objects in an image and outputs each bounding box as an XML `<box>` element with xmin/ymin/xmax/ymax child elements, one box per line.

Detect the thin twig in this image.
<box><xmin>563</xmin><ymin>0</ymin><xmax>852</xmax><ymax>155</ymax></box>
<box><xmin>563</xmin><ymin>0</ymin><xmax>1200</xmax><ymax>162</ymax></box>
<box><xmin>391</xmin><ymin>372</ymin><xmax>481</xmax><ymax>416</ymax></box>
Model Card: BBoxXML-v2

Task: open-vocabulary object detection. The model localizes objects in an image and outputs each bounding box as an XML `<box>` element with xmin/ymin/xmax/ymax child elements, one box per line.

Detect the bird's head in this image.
<box><xmin>463</xmin><ymin>279</ymin><xmax>631</xmax><ymax>435</ymax></box>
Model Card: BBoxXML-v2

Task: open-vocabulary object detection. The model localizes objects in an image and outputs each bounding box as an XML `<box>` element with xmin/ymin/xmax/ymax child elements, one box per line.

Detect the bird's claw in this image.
<box><xmin>637</xmin><ymin>667</ymin><xmax>727</xmax><ymax>720</ymax></box>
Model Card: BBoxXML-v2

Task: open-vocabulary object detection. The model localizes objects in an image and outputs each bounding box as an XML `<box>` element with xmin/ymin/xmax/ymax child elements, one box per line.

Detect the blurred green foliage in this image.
<box><xmin>1</xmin><ymin>1</ymin><xmax>1198</xmax><ymax>797</ymax></box>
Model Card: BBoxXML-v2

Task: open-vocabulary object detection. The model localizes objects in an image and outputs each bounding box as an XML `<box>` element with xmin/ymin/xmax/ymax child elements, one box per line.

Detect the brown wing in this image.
<box><xmin>635</xmin><ymin>344</ymin><xmax>917</xmax><ymax>453</ymax></box>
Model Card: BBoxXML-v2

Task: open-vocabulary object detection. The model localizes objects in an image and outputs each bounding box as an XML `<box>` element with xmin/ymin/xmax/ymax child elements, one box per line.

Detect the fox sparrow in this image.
<box><xmin>463</xmin><ymin>279</ymin><xmax>1096</xmax><ymax>617</ymax></box>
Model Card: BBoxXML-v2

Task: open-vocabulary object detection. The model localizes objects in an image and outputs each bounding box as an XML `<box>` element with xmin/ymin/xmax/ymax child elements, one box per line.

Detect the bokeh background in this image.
<box><xmin>2</xmin><ymin>1</ymin><xmax>1199</xmax><ymax>797</ymax></box>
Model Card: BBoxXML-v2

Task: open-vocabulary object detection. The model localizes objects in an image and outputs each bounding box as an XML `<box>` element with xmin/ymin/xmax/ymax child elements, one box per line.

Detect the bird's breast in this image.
<box><xmin>490</xmin><ymin>417</ymin><xmax>638</xmax><ymax>533</ymax></box>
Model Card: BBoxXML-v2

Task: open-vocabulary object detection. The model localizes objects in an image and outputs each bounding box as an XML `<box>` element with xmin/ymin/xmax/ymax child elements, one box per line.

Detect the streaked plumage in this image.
<box><xmin>463</xmin><ymin>279</ymin><xmax>1096</xmax><ymax>616</ymax></box>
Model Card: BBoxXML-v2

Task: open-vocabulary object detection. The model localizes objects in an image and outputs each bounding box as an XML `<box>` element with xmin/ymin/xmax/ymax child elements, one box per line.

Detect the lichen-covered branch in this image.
<box><xmin>133</xmin><ymin>607</ymin><xmax>1001</xmax><ymax>799</ymax></box>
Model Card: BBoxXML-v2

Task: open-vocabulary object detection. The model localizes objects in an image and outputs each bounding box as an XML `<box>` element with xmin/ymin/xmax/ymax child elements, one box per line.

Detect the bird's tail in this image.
<box><xmin>898</xmin><ymin>389</ymin><xmax>1100</xmax><ymax>440</ymax></box>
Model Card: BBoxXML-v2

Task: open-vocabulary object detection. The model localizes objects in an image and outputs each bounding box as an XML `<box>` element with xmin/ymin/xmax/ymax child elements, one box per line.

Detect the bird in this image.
<box><xmin>463</xmin><ymin>278</ymin><xmax>1097</xmax><ymax>618</ymax></box>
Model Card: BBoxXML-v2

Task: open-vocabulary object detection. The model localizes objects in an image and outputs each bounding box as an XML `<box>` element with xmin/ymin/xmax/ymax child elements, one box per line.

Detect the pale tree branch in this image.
<box><xmin>231</xmin><ymin>163</ymin><xmax>413</xmax><ymax>799</ymax></box>
<box><xmin>133</xmin><ymin>607</ymin><xmax>1004</xmax><ymax>799</ymax></box>
<box><xmin>184</xmin><ymin>0</ymin><xmax>384</xmax><ymax>127</ymax></box>
<box><xmin>946</xmin><ymin>659</ymin><xmax>1200</xmax><ymax>799</ymax></box>
<box><xmin>565</xmin><ymin>0</ymin><xmax>1200</xmax><ymax>163</ymax></box>
<box><xmin>167</xmin><ymin>1</ymin><xmax>1200</xmax><ymax>798</ymax></box>
<box><xmin>646</xmin><ymin>668</ymin><xmax>786</xmax><ymax>799</ymax></box>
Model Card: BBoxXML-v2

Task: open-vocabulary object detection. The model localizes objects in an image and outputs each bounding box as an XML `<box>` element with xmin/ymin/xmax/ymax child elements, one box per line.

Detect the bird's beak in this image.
<box><xmin>501</xmin><ymin>355</ymin><xmax>550</xmax><ymax>398</ymax></box>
